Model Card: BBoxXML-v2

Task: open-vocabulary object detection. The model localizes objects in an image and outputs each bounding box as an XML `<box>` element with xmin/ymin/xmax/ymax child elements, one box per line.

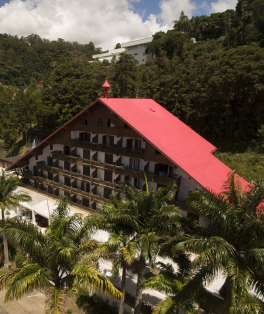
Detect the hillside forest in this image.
<box><xmin>0</xmin><ymin>0</ymin><xmax>264</xmax><ymax>182</ymax></box>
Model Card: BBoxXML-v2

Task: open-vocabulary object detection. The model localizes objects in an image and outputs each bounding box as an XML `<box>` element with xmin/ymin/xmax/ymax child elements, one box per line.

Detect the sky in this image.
<box><xmin>0</xmin><ymin>0</ymin><xmax>238</xmax><ymax>50</ymax></box>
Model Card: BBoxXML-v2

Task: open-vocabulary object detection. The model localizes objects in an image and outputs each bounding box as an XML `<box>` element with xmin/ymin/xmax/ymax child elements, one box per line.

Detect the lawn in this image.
<box><xmin>214</xmin><ymin>151</ymin><xmax>264</xmax><ymax>182</ymax></box>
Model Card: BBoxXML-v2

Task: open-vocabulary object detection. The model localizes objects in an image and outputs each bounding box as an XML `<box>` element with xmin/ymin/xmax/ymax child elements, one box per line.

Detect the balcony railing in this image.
<box><xmin>71</xmin><ymin>139</ymin><xmax>145</xmax><ymax>158</ymax></box>
<box><xmin>50</xmin><ymin>151</ymin><xmax>179</xmax><ymax>186</ymax></box>
<box><xmin>35</xmin><ymin>162</ymin><xmax>122</xmax><ymax>192</ymax></box>
<box><xmin>22</xmin><ymin>171</ymin><xmax>109</xmax><ymax>205</ymax></box>
<box><xmin>20</xmin><ymin>181</ymin><xmax>101</xmax><ymax>215</ymax></box>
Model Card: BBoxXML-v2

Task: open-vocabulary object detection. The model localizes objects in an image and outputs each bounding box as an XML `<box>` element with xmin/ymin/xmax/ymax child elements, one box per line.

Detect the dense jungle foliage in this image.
<box><xmin>0</xmin><ymin>0</ymin><xmax>263</xmax><ymax>159</ymax></box>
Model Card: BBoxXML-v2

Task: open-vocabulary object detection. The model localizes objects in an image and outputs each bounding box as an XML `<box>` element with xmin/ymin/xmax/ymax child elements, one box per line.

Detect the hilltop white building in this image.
<box><xmin>92</xmin><ymin>37</ymin><xmax>153</xmax><ymax>65</ymax></box>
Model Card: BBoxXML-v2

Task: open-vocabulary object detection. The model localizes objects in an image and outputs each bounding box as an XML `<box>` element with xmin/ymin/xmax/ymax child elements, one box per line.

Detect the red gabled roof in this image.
<box><xmin>7</xmin><ymin>97</ymin><xmax>249</xmax><ymax>194</ymax></box>
<box><xmin>100</xmin><ymin>98</ymin><xmax>249</xmax><ymax>194</ymax></box>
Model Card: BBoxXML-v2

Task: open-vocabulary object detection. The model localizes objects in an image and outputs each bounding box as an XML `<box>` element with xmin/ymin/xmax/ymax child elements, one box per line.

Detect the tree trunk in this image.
<box><xmin>119</xmin><ymin>264</ymin><xmax>126</xmax><ymax>314</ymax></box>
<box><xmin>134</xmin><ymin>255</ymin><xmax>145</xmax><ymax>314</ymax></box>
<box><xmin>3</xmin><ymin>232</ymin><xmax>9</xmax><ymax>268</ymax></box>
<box><xmin>2</xmin><ymin>209</ymin><xmax>9</xmax><ymax>268</ymax></box>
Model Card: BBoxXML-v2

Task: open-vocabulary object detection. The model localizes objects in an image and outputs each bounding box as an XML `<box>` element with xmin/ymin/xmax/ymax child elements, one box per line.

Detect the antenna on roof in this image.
<box><xmin>102</xmin><ymin>77</ymin><xmax>110</xmax><ymax>98</ymax></box>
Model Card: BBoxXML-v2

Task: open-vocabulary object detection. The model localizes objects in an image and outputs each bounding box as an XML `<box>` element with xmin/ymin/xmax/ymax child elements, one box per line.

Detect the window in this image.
<box><xmin>95</xmin><ymin>118</ymin><xmax>102</xmax><ymax>126</ymax></box>
<box><xmin>134</xmin><ymin>53</ymin><xmax>138</xmax><ymax>56</ymax></box>
<box><xmin>50</xmin><ymin>144</ymin><xmax>53</xmax><ymax>150</ymax></box>
<box><xmin>35</xmin><ymin>156</ymin><xmax>38</xmax><ymax>161</ymax></box>
<box><xmin>81</xmin><ymin>119</ymin><xmax>88</xmax><ymax>125</ymax></box>
<box><xmin>128</xmin><ymin>46</ymin><xmax>137</xmax><ymax>50</ymax></box>
<box><xmin>132</xmin><ymin>139</ymin><xmax>141</xmax><ymax>150</ymax></box>
<box><xmin>105</xmin><ymin>153</ymin><xmax>113</xmax><ymax>164</ymax></box>
<box><xmin>79</xmin><ymin>132</ymin><xmax>90</xmax><ymax>142</ymax></box>
<box><xmin>107</xmin><ymin>119</ymin><xmax>111</xmax><ymax>127</ymax></box>
<box><xmin>129</xmin><ymin>158</ymin><xmax>140</xmax><ymax>170</ymax></box>
<box><xmin>103</xmin><ymin>135</ymin><xmax>114</xmax><ymax>146</ymax></box>
<box><xmin>124</xmin><ymin>123</ymin><xmax>131</xmax><ymax>130</ymax></box>
<box><xmin>104</xmin><ymin>171</ymin><xmax>113</xmax><ymax>182</ymax></box>
<box><xmin>127</xmin><ymin>139</ymin><xmax>141</xmax><ymax>150</ymax></box>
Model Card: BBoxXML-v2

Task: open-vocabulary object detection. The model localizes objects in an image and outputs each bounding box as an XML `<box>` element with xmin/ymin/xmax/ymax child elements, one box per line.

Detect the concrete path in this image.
<box><xmin>0</xmin><ymin>289</ymin><xmax>45</xmax><ymax>314</ymax></box>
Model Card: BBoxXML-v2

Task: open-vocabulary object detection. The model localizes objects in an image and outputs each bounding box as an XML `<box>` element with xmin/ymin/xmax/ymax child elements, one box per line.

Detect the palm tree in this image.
<box><xmin>142</xmin><ymin>261</ymin><xmax>194</xmax><ymax>314</ymax></box>
<box><xmin>0</xmin><ymin>171</ymin><xmax>31</xmax><ymax>267</ymax></box>
<box><xmin>103</xmin><ymin>180</ymin><xmax>183</xmax><ymax>314</ymax></box>
<box><xmin>0</xmin><ymin>196</ymin><xmax>121</xmax><ymax>313</ymax></box>
<box><xmin>172</xmin><ymin>172</ymin><xmax>264</xmax><ymax>313</ymax></box>
<box><xmin>99</xmin><ymin>231</ymin><xmax>136</xmax><ymax>314</ymax></box>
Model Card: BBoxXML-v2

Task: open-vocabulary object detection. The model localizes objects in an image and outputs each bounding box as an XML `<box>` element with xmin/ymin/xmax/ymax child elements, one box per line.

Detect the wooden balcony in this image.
<box><xmin>50</xmin><ymin>151</ymin><xmax>179</xmax><ymax>186</ymax></box>
<box><xmin>35</xmin><ymin>162</ymin><xmax>122</xmax><ymax>192</ymax></box>
<box><xmin>71</xmin><ymin>139</ymin><xmax>145</xmax><ymax>158</ymax></box>
<box><xmin>23</xmin><ymin>171</ymin><xmax>109</xmax><ymax>205</ymax></box>
<box><xmin>20</xmin><ymin>182</ymin><xmax>100</xmax><ymax>215</ymax></box>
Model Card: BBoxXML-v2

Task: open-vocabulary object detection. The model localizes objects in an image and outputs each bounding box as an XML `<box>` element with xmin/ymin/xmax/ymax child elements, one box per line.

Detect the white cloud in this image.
<box><xmin>210</xmin><ymin>0</ymin><xmax>237</xmax><ymax>13</ymax></box>
<box><xmin>0</xmin><ymin>0</ymin><xmax>198</xmax><ymax>50</ymax></box>
<box><xmin>159</xmin><ymin>0</ymin><xmax>196</xmax><ymax>27</ymax></box>
<box><xmin>0</xmin><ymin>0</ymin><xmax>157</xmax><ymax>50</ymax></box>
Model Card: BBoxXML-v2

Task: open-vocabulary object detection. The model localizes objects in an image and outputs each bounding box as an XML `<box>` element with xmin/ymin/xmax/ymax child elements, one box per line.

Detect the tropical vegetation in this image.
<box><xmin>163</xmin><ymin>173</ymin><xmax>264</xmax><ymax>313</ymax></box>
<box><xmin>0</xmin><ymin>171</ymin><xmax>31</xmax><ymax>266</ymax></box>
<box><xmin>0</xmin><ymin>196</ymin><xmax>121</xmax><ymax>314</ymax></box>
<box><xmin>98</xmin><ymin>229</ymin><xmax>136</xmax><ymax>314</ymax></box>
<box><xmin>101</xmin><ymin>181</ymin><xmax>182</xmax><ymax>314</ymax></box>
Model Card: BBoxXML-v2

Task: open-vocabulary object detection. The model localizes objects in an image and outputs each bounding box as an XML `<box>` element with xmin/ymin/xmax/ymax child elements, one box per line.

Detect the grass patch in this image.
<box><xmin>214</xmin><ymin>151</ymin><xmax>264</xmax><ymax>182</ymax></box>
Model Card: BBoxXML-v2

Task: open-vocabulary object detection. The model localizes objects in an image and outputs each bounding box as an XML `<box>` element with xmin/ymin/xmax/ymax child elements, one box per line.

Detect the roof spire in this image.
<box><xmin>102</xmin><ymin>77</ymin><xmax>110</xmax><ymax>98</ymax></box>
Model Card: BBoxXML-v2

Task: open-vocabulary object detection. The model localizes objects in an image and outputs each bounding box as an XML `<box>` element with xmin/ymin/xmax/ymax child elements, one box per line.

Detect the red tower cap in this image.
<box><xmin>102</xmin><ymin>78</ymin><xmax>110</xmax><ymax>98</ymax></box>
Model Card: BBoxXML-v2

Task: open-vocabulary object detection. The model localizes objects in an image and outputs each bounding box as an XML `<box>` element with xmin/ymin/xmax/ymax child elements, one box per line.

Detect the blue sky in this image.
<box><xmin>0</xmin><ymin>0</ymin><xmax>237</xmax><ymax>49</ymax></box>
<box><xmin>132</xmin><ymin>0</ymin><xmax>211</xmax><ymax>20</ymax></box>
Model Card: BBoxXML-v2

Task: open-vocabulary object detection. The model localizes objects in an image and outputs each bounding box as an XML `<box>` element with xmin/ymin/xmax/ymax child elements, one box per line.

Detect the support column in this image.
<box><xmin>32</xmin><ymin>210</ymin><xmax>36</xmax><ymax>225</ymax></box>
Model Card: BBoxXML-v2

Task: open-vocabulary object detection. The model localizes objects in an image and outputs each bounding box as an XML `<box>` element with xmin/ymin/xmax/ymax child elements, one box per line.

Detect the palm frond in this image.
<box><xmin>45</xmin><ymin>287</ymin><xmax>65</xmax><ymax>314</ymax></box>
<box><xmin>153</xmin><ymin>296</ymin><xmax>178</xmax><ymax>314</ymax></box>
<box><xmin>4</xmin><ymin>263</ymin><xmax>52</xmax><ymax>301</ymax></box>
<box><xmin>186</xmin><ymin>189</ymin><xmax>239</xmax><ymax>240</ymax></box>
<box><xmin>0</xmin><ymin>268</ymin><xmax>20</xmax><ymax>290</ymax></box>
<box><xmin>2</xmin><ymin>219</ymin><xmax>47</xmax><ymax>264</ymax></box>
<box><xmin>120</xmin><ymin>241</ymin><xmax>136</xmax><ymax>266</ymax></box>
<box><xmin>221</xmin><ymin>170</ymin><xmax>244</xmax><ymax>207</ymax></box>
<box><xmin>142</xmin><ymin>274</ymin><xmax>177</xmax><ymax>295</ymax></box>
<box><xmin>71</xmin><ymin>263</ymin><xmax>122</xmax><ymax>299</ymax></box>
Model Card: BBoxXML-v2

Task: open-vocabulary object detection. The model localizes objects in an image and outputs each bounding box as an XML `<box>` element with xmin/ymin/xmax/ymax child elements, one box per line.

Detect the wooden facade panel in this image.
<box><xmin>67</xmin><ymin>103</ymin><xmax>141</xmax><ymax>139</ymax></box>
<box><xmin>39</xmin><ymin>101</ymin><xmax>174</xmax><ymax>168</ymax></box>
<box><xmin>144</xmin><ymin>142</ymin><xmax>174</xmax><ymax>165</ymax></box>
<box><xmin>49</xmin><ymin>129</ymin><xmax>72</xmax><ymax>146</ymax></box>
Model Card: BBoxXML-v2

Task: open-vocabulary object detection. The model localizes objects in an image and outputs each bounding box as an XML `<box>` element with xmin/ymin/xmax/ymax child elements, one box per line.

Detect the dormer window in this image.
<box><xmin>95</xmin><ymin>118</ymin><xmax>102</xmax><ymax>127</ymax></box>
<box><xmin>81</xmin><ymin>119</ymin><xmax>88</xmax><ymax>125</ymax></box>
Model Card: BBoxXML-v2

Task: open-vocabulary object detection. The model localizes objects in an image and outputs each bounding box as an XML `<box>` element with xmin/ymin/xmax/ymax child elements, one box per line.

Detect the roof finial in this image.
<box><xmin>102</xmin><ymin>77</ymin><xmax>110</xmax><ymax>98</ymax></box>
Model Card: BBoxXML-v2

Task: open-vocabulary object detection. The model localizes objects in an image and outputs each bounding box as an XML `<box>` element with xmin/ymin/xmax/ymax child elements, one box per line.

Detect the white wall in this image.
<box><xmin>97</xmin><ymin>186</ymin><xmax>104</xmax><ymax>197</ymax></box>
<box><xmin>76</xmin><ymin>147</ymin><xmax>83</xmax><ymax>158</ymax></box>
<box><xmin>59</xmin><ymin>175</ymin><xmax>64</xmax><ymax>185</ymax></box>
<box><xmin>77</xmin><ymin>164</ymin><xmax>83</xmax><ymax>173</ymax></box>
<box><xmin>125</xmin><ymin>44</ymin><xmax>149</xmax><ymax>65</ymax></box>
<box><xmin>97</xmin><ymin>169</ymin><xmax>104</xmax><ymax>181</ymax></box>
<box><xmin>97</xmin><ymin>152</ymin><xmax>104</xmax><ymax>163</ymax></box>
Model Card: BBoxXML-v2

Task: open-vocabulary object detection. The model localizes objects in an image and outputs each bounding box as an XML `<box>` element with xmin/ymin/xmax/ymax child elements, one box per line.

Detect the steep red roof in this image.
<box><xmin>100</xmin><ymin>98</ymin><xmax>249</xmax><ymax>194</ymax></box>
<box><xmin>7</xmin><ymin>97</ymin><xmax>249</xmax><ymax>194</ymax></box>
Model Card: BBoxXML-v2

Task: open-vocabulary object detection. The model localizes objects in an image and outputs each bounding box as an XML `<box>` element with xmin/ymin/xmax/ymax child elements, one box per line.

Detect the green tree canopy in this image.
<box><xmin>0</xmin><ymin>197</ymin><xmax>121</xmax><ymax>313</ymax></box>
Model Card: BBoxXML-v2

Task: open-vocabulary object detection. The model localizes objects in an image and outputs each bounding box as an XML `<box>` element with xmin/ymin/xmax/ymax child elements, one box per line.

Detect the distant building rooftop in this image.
<box><xmin>121</xmin><ymin>37</ymin><xmax>153</xmax><ymax>48</ymax></box>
